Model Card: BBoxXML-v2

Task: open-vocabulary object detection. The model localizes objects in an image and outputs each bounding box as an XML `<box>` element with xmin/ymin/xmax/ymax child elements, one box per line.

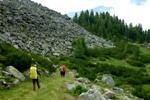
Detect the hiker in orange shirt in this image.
<box><xmin>60</xmin><ymin>64</ymin><xmax>67</xmax><ymax>77</ymax></box>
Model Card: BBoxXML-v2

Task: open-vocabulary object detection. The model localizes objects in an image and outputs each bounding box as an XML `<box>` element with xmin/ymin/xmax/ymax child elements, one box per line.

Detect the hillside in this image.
<box><xmin>0</xmin><ymin>0</ymin><xmax>113</xmax><ymax>56</ymax></box>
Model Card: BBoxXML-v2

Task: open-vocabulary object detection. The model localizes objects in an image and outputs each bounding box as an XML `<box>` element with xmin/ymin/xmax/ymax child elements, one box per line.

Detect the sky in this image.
<box><xmin>31</xmin><ymin>0</ymin><xmax>150</xmax><ymax>30</ymax></box>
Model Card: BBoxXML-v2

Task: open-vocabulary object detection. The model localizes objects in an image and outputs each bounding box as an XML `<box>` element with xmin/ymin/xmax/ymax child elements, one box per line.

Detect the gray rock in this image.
<box><xmin>13</xmin><ymin>45</ymin><xmax>19</xmax><ymax>49</ymax></box>
<box><xmin>122</xmin><ymin>96</ymin><xmax>131</xmax><ymax>100</ymax></box>
<box><xmin>53</xmin><ymin>52</ymin><xmax>60</xmax><ymax>56</ymax></box>
<box><xmin>113</xmin><ymin>87</ymin><xmax>124</xmax><ymax>93</ymax></box>
<box><xmin>102</xmin><ymin>74</ymin><xmax>115</xmax><ymax>86</ymax></box>
<box><xmin>79</xmin><ymin>89</ymin><xmax>106</xmax><ymax>100</ymax></box>
<box><xmin>0</xmin><ymin>80</ymin><xmax>10</xmax><ymax>88</ymax></box>
<box><xmin>104</xmin><ymin>90</ymin><xmax>115</xmax><ymax>99</ymax></box>
<box><xmin>13</xmin><ymin>79</ymin><xmax>20</xmax><ymax>85</ymax></box>
<box><xmin>77</xmin><ymin>77</ymin><xmax>91</xmax><ymax>84</ymax></box>
<box><xmin>6</xmin><ymin>66</ymin><xmax>25</xmax><ymax>81</ymax></box>
<box><xmin>2</xmin><ymin>71</ymin><xmax>13</xmax><ymax>77</ymax></box>
<box><xmin>143</xmin><ymin>43</ymin><xmax>150</xmax><ymax>48</ymax></box>
<box><xmin>65</xmin><ymin>83</ymin><xmax>76</xmax><ymax>91</ymax></box>
<box><xmin>91</xmin><ymin>85</ymin><xmax>103</xmax><ymax>93</ymax></box>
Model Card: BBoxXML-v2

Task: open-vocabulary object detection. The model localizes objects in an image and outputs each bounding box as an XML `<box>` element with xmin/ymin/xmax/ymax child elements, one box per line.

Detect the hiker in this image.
<box><xmin>29</xmin><ymin>64</ymin><xmax>40</xmax><ymax>91</ymax></box>
<box><xmin>60</xmin><ymin>64</ymin><xmax>67</xmax><ymax>77</ymax></box>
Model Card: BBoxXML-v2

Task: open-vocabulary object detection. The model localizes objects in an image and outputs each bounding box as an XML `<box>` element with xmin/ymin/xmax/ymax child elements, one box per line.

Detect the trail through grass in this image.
<box><xmin>0</xmin><ymin>71</ymin><xmax>77</xmax><ymax>100</ymax></box>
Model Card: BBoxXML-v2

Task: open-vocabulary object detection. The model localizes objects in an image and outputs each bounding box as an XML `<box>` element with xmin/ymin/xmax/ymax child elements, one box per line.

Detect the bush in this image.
<box><xmin>86</xmin><ymin>47</ymin><xmax>111</xmax><ymax>59</ymax></box>
<box><xmin>6</xmin><ymin>51</ymin><xmax>32</xmax><ymax>71</ymax></box>
<box><xmin>126</xmin><ymin>55</ymin><xmax>145</xmax><ymax>67</ymax></box>
<box><xmin>139</xmin><ymin>54</ymin><xmax>150</xmax><ymax>64</ymax></box>
<box><xmin>0</xmin><ymin>43</ymin><xmax>57</xmax><ymax>75</ymax></box>
<box><xmin>110</xmin><ymin>42</ymin><xmax>140</xmax><ymax>59</ymax></box>
<box><xmin>0</xmin><ymin>63</ymin><xmax>5</xmax><ymax>68</ymax></box>
<box><xmin>0</xmin><ymin>43</ymin><xmax>17</xmax><ymax>55</ymax></box>
<box><xmin>0</xmin><ymin>55</ymin><xmax>7</xmax><ymax>64</ymax></box>
<box><xmin>70</xmin><ymin>85</ymin><xmax>87</xmax><ymax>96</ymax></box>
<box><xmin>72</xmin><ymin>38</ymin><xmax>87</xmax><ymax>58</ymax></box>
<box><xmin>133</xmin><ymin>85</ymin><xmax>150</xmax><ymax>100</ymax></box>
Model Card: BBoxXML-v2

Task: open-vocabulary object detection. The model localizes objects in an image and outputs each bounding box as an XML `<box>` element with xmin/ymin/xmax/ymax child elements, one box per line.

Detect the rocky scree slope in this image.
<box><xmin>0</xmin><ymin>0</ymin><xmax>113</xmax><ymax>55</ymax></box>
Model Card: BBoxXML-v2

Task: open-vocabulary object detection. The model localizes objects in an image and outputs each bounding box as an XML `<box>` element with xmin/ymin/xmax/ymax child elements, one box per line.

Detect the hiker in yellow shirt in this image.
<box><xmin>30</xmin><ymin>64</ymin><xmax>40</xmax><ymax>91</ymax></box>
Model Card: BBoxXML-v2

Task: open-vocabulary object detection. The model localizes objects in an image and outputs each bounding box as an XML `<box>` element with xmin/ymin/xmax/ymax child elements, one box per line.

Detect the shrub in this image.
<box><xmin>133</xmin><ymin>85</ymin><xmax>150</xmax><ymax>100</ymax></box>
<box><xmin>0</xmin><ymin>43</ymin><xmax>17</xmax><ymax>55</ymax></box>
<box><xmin>6</xmin><ymin>51</ymin><xmax>32</xmax><ymax>71</ymax></box>
<box><xmin>126</xmin><ymin>55</ymin><xmax>145</xmax><ymax>67</ymax></box>
<box><xmin>0</xmin><ymin>43</ymin><xmax>56</xmax><ymax>73</ymax></box>
<box><xmin>139</xmin><ymin>54</ymin><xmax>150</xmax><ymax>64</ymax></box>
<box><xmin>0</xmin><ymin>63</ymin><xmax>5</xmax><ymax>68</ymax></box>
<box><xmin>86</xmin><ymin>47</ymin><xmax>111</xmax><ymax>59</ymax></box>
<box><xmin>0</xmin><ymin>55</ymin><xmax>7</xmax><ymax>64</ymax></box>
<box><xmin>72</xmin><ymin>38</ymin><xmax>87</xmax><ymax>58</ymax></box>
<box><xmin>111</xmin><ymin>42</ymin><xmax>140</xmax><ymax>59</ymax></box>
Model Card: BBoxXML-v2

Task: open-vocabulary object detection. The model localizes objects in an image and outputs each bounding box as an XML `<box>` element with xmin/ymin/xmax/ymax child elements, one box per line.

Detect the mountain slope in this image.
<box><xmin>0</xmin><ymin>0</ymin><xmax>113</xmax><ymax>56</ymax></box>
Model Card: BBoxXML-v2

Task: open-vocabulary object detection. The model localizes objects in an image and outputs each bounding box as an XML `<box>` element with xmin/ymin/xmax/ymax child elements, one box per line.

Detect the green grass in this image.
<box><xmin>140</xmin><ymin>47</ymin><xmax>150</xmax><ymax>55</ymax></box>
<box><xmin>0</xmin><ymin>71</ymin><xmax>77</xmax><ymax>100</ymax></box>
<box><xmin>101</xmin><ymin>58</ymin><xmax>133</xmax><ymax>67</ymax></box>
<box><xmin>146</xmin><ymin>64</ymin><xmax>150</xmax><ymax>75</ymax></box>
<box><xmin>143</xmin><ymin>84</ymin><xmax>150</xmax><ymax>92</ymax></box>
<box><xmin>96</xmin><ymin>58</ymin><xmax>140</xmax><ymax>70</ymax></box>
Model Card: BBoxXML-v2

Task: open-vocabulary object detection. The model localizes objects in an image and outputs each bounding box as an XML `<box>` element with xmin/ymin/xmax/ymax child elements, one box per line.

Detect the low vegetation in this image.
<box><xmin>0</xmin><ymin>43</ymin><xmax>54</xmax><ymax>72</ymax></box>
<box><xmin>0</xmin><ymin>72</ymin><xmax>76</xmax><ymax>100</ymax></box>
<box><xmin>61</xmin><ymin>38</ymin><xmax>150</xmax><ymax>99</ymax></box>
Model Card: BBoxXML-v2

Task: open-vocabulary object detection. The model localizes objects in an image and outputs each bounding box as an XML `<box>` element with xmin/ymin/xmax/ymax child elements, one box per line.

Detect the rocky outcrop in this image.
<box><xmin>102</xmin><ymin>74</ymin><xmax>115</xmax><ymax>86</ymax></box>
<box><xmin>79</xmin><ymin>89</ymin><xmax>106</xmax><ymax>100</ymax></box>
<box><xmin>143</xmin><ymin>43</ymin><xmax>150</xmax><ymax>48</ymax></box>
<box><xmin>65</xmin><ymin>71</ymin><xmax>142</xmax><ymax>100</ymax></box>
<box><xmin>0</xmin><ymin>66</ymin><xmax>25</xmax><ymax>88</ymax></box>
<box><xmin>6</xmin><ymin>66</ymin><xmax>25</xmax><ymax>81</ymax></box>
<box><xmin>0</xmin><ymin>0</ymin><xmax>114</xmax><ymax>56</ymax></box>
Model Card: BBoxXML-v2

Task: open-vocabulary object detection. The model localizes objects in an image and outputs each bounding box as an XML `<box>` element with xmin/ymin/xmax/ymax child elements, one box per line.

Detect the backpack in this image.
<box><xmin>30</xmin><ymin>66</ymin><xmax>38</xmax><ymax>79</ymax></box>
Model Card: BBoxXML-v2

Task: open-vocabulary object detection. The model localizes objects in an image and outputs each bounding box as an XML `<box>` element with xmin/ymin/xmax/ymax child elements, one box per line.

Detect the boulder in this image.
<box><xmin>2</xmin><ymin>71</ymin><xmax>13</xmax><ymax>77</ymax></box>
<box><xmin>6</xmin><ymin>66</ymin><xmax>25</xmax><ymax>81</ymax></box>
<box><xmin>104</xmin><ymin>90</ymin><xmax>115</xmax><ymax>99</ymax></box>
<box><xmin>79</xmin><ymin>89</ymin><xmax>106</xmax><ymax>100</ymax></box>
<box><xmin>122</xmin><ymin>96</ymin><xmax>131</xmax><ymax>100</ymax></box>
<box><xmin>102</xmin><ymin>74</ymin><xmax>115</xmax><ymax>86</ymax></box>
<box><xmin>0</xmin><ymin>80</ymin><xmax>10</xmax><ymax>88</ymax></box>
<box><xmin>65</xmin><ymin>83</ymin><xmax>76</xmax><ymax>91</ymax></box>
<box><xmin>113</xmin><ymin>87</ymin><xmax>124</xmax><ymax>93</ymax></box>
<box><xmin>13</xmin><ymin>79</ymin><xmax>20</xmax><ymax>85</ymax></box>
<box><xmin>77</xmin><ymin>77</ymin><xmax>91</xmax><ymax>84</ymax></box>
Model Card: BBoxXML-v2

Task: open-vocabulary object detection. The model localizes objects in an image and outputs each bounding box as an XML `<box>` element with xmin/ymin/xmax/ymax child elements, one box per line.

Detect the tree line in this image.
<box><xmin>73</xmin><ymin>10</ymin><xmax>150</xmax><ymax>43</ymax></box>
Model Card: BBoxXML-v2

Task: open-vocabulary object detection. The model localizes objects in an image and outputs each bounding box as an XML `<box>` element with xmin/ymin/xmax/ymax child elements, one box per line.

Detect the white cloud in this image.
<box><xmin>131</xmin><ymin>0</ymin><xmax>147</xmax><ymax>5</ymax></box>
<box><xmin>31</xmin><ymin>0</ymin><xmax>150</xmax><ymax>30</ymax></box>
<box><xmin>31</xmin><ymin>0</ymin><xmax>97</xmax><ymax>13</ymax></box>
<box><xmin>111</xmin><ymin>0</ymin><xmax>150</xmax><ymax>30</ymax></box>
